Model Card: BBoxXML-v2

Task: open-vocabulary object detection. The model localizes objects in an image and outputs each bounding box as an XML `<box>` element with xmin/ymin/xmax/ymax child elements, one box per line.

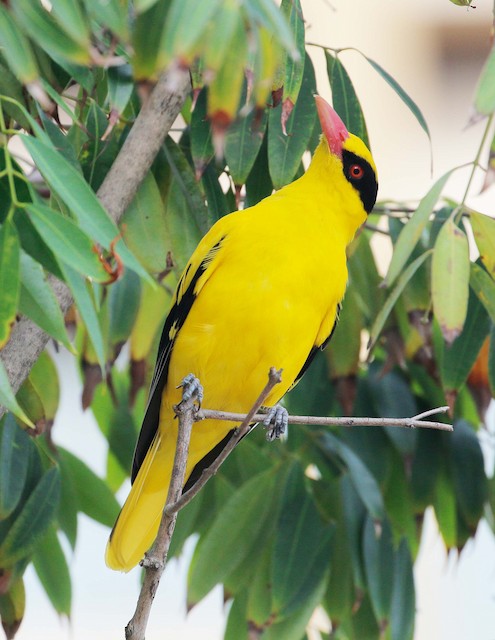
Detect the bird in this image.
<box><xmin>105</xmin><ymin>95</ymin><xmax>378</xmax><ymax>572</ymax></box>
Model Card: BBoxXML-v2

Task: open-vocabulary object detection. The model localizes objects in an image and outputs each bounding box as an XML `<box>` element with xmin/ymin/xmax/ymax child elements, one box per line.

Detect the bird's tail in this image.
<box><xmin>105</xmin><ymin>433</ymin><xmax>173</xmax><ymax>572</ymax></box>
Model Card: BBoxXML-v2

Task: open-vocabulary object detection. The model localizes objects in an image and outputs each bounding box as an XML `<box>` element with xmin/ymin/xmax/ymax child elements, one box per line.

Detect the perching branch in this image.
<box><xmin>0</xmin><ymin>67</ymin><xmax>191</xmax><ymax>419</ymax></box>
<box><xmin>124</xmin><ymin>367</ymin><xmax>452</xmax><ymax>640</ymax></box>
<box><xmin>198</xmin><ymin>405</ymin><xmax>453</xmax><ymax>432</ymax></box>
<box><xmin>124</xmin><ymin>367</ymin><xmax>283</xmax><ymax>640</ymax></box>
<box><xmin>124</xmin><ymin>389</ymin><xmax>196</xmax><ymax>640</ymax></box>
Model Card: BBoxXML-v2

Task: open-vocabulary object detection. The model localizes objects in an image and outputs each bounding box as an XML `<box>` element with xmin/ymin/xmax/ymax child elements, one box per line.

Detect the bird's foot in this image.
<box><xmin>177</xmin><ymin>373</ymin><xmax>204</xmax><ymax>408</ymax></box>
<box><xmin>263</xmin><ymin>404</ymin><xmax>288</xmax><ymax>441</ymax></box>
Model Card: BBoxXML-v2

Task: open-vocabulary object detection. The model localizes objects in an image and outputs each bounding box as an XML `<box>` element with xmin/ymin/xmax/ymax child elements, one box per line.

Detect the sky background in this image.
<box><xmin>14</xmin><ymin>0</ymin><xmax>495</xmax><ymax>638</ymax></box>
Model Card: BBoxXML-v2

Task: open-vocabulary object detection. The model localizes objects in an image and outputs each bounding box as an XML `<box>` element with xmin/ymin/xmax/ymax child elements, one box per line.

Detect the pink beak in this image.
<box><xmin>314</xmin><ymin>95</ymin><xmax>349</xmax><ymax>158</ymax></box>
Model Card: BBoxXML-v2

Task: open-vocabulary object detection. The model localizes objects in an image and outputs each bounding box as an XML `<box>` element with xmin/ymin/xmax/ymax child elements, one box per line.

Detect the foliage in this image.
<box><xmin>0</xmin><ymin>1</ymin><xmax>494</xmax><ymax>639</ymax></box>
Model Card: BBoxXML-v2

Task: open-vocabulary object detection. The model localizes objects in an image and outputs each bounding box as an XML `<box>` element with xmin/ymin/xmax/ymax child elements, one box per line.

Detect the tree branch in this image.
<box><xmin>124</xmin><ymin>367</ymin><xmax>283</xmax><ymax>640</ymax></box>
<box><xmin>198</xmin><ymin>405</ymin><xmax>453</xmax><ymax>432</ymax></box>
<box><xmin>0</xmin><ymin>68</ymin><xmax>191</xmax><ymax>418</ymax></box>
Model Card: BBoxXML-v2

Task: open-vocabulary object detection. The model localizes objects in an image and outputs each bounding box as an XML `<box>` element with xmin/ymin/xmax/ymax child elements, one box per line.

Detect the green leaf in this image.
<box><xmin>121</xmin><ymin>173</ymin><xmax>169</xmax><ymax>273</ymax></box>
<box><xmin>244</xmin><ymin>0</ymin><xmax>297</xmax><ymax>60</ymax></box>
<box><xmin>190</xmin><ymin>89</ymin><xmax>214</xmax><ymax>179</ymax></box>
<box><xmin>362</xmin><ymin>515</ymin><xmax>394</xmax><ymax>624</ymax></box>
<box><xmin>318</xmin><ymin>433</ymin><xmax>385</xmax><ymax>520</ymax></box>
<box><xmin>263</xmin><ymin>575</ymin><xmax>327</xmax><ymax>640</ymax></box>
<box><xmin>268</xmin><ymin>55</ymin><xmax>316</xmax><ymax>189</ymax></box>
<box><xmin>26</xmin><ymin>204</ymin><xmax>110</xmax><ymax>282</ymax></box>
<box><xmin>440</xmin><ymin>288</ymin><xmax>490</xmax><ymax>393</ymax></box>
<box><xmin>470</xmin><ymin>210</ymin><xmax>495</xmax><ymax>277</ymax></box>
<box><xmin>32</xmin><ymin>525</ymin><xmax>71</xmax><ymax>616</ymax></box>
<box><xmin>245</xmin><ymin>133</ymin><xmax>273</xmax><ymax>207</ymax></box>
<box><xmin>272</xmin><ymin>463</ymin><xmax>333</xmax><ymax>617</ymax></box>
<box><xmin>433</xmin><ymin>460</ymin><xmax>456</xmax><ymax>549</ymax></box>
<box><xmin>384</xmin><ymin>169</ymin><xmax>454</xmax><ymax>287</ymax></box>
<box><xmin>341</xmin><ymin>476</ymin><xmax>367</xmax><ymax>590</ymax></box>
<box><xmin>390</xmin><ymin>540</ymin><xmax>415</xmax><ymax>640</ymax></box>
<box><xmin>281</xmin><ymin>0</ymin><xmax>305</xmax><ymax>108</ymax></box>
<box><xmin>83</xmin><ymin>0</ymin><xmax>128</xmax><ymax>41</ymax></box>
<box><xmin>0</xmin><ymin>360</ymin><xmax>34</xmax><ymax>428</ymax></box>
<box><xmin>22</xmin><ymin>135</ymin><xmax>150</xmax><ymax>282</ymax></box>
<box><xmin>0</xmin><ymin>220</ymin><xmax>20</xmax><ymax>349</ymax></box>
<box><xmin>160</xmin><ymin>0</ymin><xmax>223</xmax><ymax>65</ymax></box>
<box><xmin>58</xmin><ymin>448</ymin><xmax>120</xmax><ymax>528</ymax></box>
<box><xmin>131</xmin><ymin>0</ymin><xmax>171</xmax><ymax>79</ymax></box>
<box><xmin>327</xmin><ymin>52</ymin><xmax>368</xmax><ymax>146</ymax></box>
<box><xmin>11</xmin><ymin>0</ymin><xmax>90</xmax><ymax>65</ymax></box>
<box><xmin>164</xmin><ymin>135</ymin><xmax>211</xmax><ymax>235</ymax></box>
<box><xmin>326</xmin><ymin>284</ymin><xmax>362</xmax><ymax>378</ymax></box>
<box><xmin>0</xmin><ymin>415</ymin><xmax>30</xmax><ymax>519</ymax></box>
<box><xmin>432</xmin><ymin>218</ymin><xmax>470</xmax><ymax>344</ymax></box>
<box><xmin>489</xmin><ymin>325</ymin><xmax>495</xmax><ymax>397</ymax></box>
<box><xmin>0</xmin><ymin>5</ymin><xmax>39</xmax><ymax>83</ymax></box>
<box><xmin>108</xmin><ymin>268</ymin><xmax>141</xmax><ymax>351</ymax></box>
<box><xmin>450</xmin><ymin>420</ymin><xmax>487</xmax><ymax>527</ymax></box>
<box><xmin>225</xmin><ymin>592</ymin><xmax>249</xmax><ymax>640</ymax></box>
<box><xmin>18</xmin><ymin>251</ymin><xmax>72</xmax><ymax>351</ymax></box>
<box><xmin>475</xmin><ymin>44</ymin><xmax>495</xmax><ymax>114</ymax></box>
<box><xmin>0</xmin><ymin>467</ymin><xmax>61</xmax><ymax>567</ymax></box>
<box><xmin>107</xmin><ymin>64</ymin><xmax>134</xmax><ymax>115</ymax></box>
<box><xmin>49</xmin><ymin>0</ymin><xmax>91</xmax><ymax>48</ymax></box>
<box><xmin>188</xmin><ymin>469</ymin><xmax>277</xmax><ymax>606</ymax></box>
<box><xmin>410</xmin><ymin>430</ymin><xmax>442</xmax><ymax>511</ymax></box>
<box><xmin>59</xmin><ymin>264</ymin><xmax>106</xmax><ymax>370</ymax></box>
<box><xmin>363</xmin><ymin>53</ymin><xmax>431</xmax><ymax>142</ymax></box>
<box><xmin>368</xmin><ymin>251</ymin><xmax>432</xmax><ymax>350</ymax></box>
<box><xmin>225</xmin><ymin>108</ymin><xmax>268</xmax><ymax>187</ymax></box>
<box><xmin>57</xmin><ymin>448</ymin><xmax>78</xmax><ymax>549</ymax></box>
<box><xmin>470</xmin><ymin>262</ymin><xmax>495</xmax><ymax>323</ymax></box>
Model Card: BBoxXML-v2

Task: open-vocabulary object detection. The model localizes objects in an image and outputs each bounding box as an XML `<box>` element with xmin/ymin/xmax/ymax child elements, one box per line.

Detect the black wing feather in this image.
<box><xmin>131</xmin><ymin>239</ymin><xmax>224</xmax><ymax>482</ymax></box>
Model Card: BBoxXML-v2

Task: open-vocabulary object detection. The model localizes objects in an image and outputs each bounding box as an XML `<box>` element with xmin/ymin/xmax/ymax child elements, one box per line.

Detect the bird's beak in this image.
<box><xmin>314</xmin><ymin>95</ymin><xmax>349</xmax><ymax>159</ymax></box>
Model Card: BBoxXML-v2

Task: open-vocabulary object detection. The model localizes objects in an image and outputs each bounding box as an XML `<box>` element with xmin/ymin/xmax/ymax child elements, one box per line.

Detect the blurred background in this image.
<box><xmin>15</xmin><ymin>0</ymin><xmax>495</xmax><ymax>638</ymax></box>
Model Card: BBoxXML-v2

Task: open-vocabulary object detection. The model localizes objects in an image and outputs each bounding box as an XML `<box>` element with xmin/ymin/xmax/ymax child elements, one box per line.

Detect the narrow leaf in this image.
<box><xmin>475</xmin><ymin>44</ymin><xmax>495</xmax><ymax>115</ymax></box>
<box><xmin>363</xmin><ymin>515</ymin><xmax>394</xmax><ymax>624</ymax></box>
<box><xmin>268</xmin><ymin>55</ymin><xmax>316</xmax><ymax>189</ymax></box>
<box><xmin>22</xmin><ymin>135</ymin><xmax>150</xmax><ymax>282</ymax></box>
<box><xmin>32</xmin><ymin>525</ymin><xmax>71</xmax><ymax>616</ymax></box>
<box><xmin>0</xmin><ymin>360</ymin><xmax>34</xmax><ymax>427</ymax></box>
<box><xmin>188</xmin><ymin>469</ymin><xmax>277</xmax><ymax>606</ymax></box>
<box><xmin>59</xmin><ymin>264</ymin><xmax>106</xmax><ymax>370</ymax></box>
<box><xmin>0</xmin><ymin>5</ymin><xmax>38</xmax><ymax>83</ymax></box>
<box><xmin>363</xmin><ymin>53</ymin><xmax>430</xmax><ymax>142</ymax></box>
<box><xmin>0</xmin><ymin>467</ymin><xmax>61</xmax><ymax>567</ymax></box>
<box><xmin>369</xmin><ymin>250</ymin><xmax>432</xmax><ymax>350</ymax></box>
<box><xmin>384</xmin><ymin>169</ymin><xmax>454</xmax><ymax>287</ymax></box>
<box><xmin>0</xmin><ymin>415</ymin><xmax>30</xmax><ymax>519</ymax></box>
<box><xmin>432</xmin><ymin>218</ymin><xmax>470</xmax><ymax>344</ymax></box>
<box><xmin>0</xmin><ymin>221</ymin><xmax>20</xmax><ymax>349</ymax></box>
<box><xmin>327</xmin><ymin>52</ymin><xmax>368</xmax><ymax>146</ymax></box>
<box><xmin>18</xmin><ymin>251</ymin><xmax>72</xmax><ymax>351</ymax></box>
<box><xmin>272</xmin><ymin>463</ymin><xmax>333</xmax><ymax>617</ymax></box>
<box><xmin>26</xmin><ymin>204</ymin><xmax>110</xmax><ymax>282</ymax></box>
<box><xmin>390</xmin><ymin>540</ymin><xmax>415</xmax><ymax>640</ymax></box>
<box><xmin>59</xmin><ymin>448</ymin><xmax>120</xmax><ymax>528</ymax></box>
<box><xmin>470</xmin><ymin>210</ymin><xmax>495</xmax><ymax>277</ymax></box>
<box><xmin>225</xmin><ymin>108</ymin><xmax>268</xmax><ymax>187</ymax></box>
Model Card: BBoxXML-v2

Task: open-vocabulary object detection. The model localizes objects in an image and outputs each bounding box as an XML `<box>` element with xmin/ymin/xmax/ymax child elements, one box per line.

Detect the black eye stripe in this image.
<box><xmin>342</xmin><ymin>149</ymin><xmax>378</xmax><ymax>214</ymax></box>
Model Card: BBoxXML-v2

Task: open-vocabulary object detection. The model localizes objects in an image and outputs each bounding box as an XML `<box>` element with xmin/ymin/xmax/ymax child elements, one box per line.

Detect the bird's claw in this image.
<box><xmin>263</xmin><ymin>404</ymin><xmax>288</xmax><ymax>441</ymax></box>
<box><xmin>177</xmin><ymin>373</ymin><xmax>204</xmax><ymax>408</ymax></box>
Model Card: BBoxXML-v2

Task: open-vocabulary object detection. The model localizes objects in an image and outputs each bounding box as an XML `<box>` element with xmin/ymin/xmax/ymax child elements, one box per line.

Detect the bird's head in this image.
<box><xmin>314</xmin><ymin>95</ymin><xmax>378</xmax><ymax>215</ymax></box>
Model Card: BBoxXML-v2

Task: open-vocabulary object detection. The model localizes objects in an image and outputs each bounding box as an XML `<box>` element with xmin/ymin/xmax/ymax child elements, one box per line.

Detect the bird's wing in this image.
<box><xmin>131</xmin><ymin>217</ymin><xmax>233</xmax><ymax>482</ymax></box>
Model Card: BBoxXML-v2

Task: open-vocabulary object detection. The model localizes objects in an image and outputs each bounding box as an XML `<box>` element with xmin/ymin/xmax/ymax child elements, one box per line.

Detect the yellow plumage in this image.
<box><xmin>106</xmin><ymin>99</ymin><xmax>378</xmax><ymax>572</ymax></box>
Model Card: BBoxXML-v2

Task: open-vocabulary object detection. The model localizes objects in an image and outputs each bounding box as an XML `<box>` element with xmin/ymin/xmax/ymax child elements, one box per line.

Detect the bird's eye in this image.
<box><xmin>349</xmin><ymin>164</ymin><xmax>364</xmax><ymax>179</ymax></box>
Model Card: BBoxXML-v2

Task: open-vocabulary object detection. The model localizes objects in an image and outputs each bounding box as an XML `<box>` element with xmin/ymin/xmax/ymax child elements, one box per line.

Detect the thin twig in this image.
<box><xmin>198</xmin><ymin>408</ymin><xmax>452</xmax><ymax>432</ymax></box>
<box><xmin>124</xmin><ymin>394</ymin><xmax>196</xmax><ymax>640</ymax></box>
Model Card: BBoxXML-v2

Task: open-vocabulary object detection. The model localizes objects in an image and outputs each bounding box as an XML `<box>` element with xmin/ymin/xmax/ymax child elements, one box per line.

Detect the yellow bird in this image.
<box><xmin>106</xmin><ymin>96</ymin><xmax>378</xmax><ymax>572</ymax></box>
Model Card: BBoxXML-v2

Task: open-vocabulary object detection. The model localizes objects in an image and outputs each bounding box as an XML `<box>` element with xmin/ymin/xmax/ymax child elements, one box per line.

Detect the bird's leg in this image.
<box><xmin>177</xmin><ymin>373</ymin><xmax>204</xmax><ymax>408</ymax></box>
<box><xmin>262</xmin><ymin>404</ymin><xmax>288</xmax><ymax>441</ymax></box>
